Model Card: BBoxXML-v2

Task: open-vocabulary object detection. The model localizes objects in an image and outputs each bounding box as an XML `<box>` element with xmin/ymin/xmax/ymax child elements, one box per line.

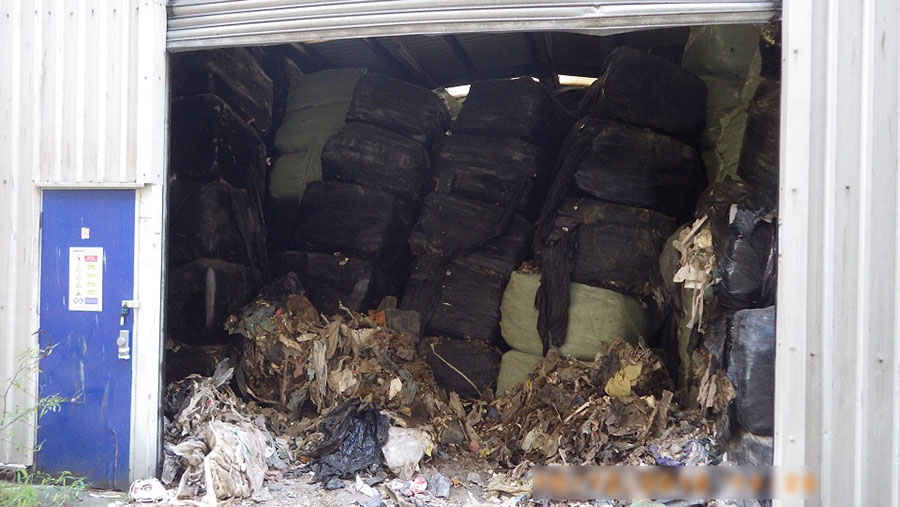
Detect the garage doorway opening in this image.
<box><xmin>160</xmin><ymin>23</ymin><xmax>780</xmax><ymax>498</ymax></box>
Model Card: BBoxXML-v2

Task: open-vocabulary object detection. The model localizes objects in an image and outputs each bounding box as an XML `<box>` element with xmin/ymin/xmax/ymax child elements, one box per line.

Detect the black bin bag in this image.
<box><xmin>294</xmin><ymin>181</ymin><xmax>417</xmax><ymax>265</ymax></box>
<box><xmin>453</xmin><ymin>77</ymin><xmax>572</xmax><ymax>153</ymax></box>
<box><xmin>169</xmin><ymin>48</ymin><xmax>274</xmax><ymax>135</ymax></box>
<box><xmin>321</xmin><ymin>122</ymin><xmax>432</xmax><ymax>202</ymax></box>
<box><xmin>738</xmin><ymin>78</ymin><xmax>780</xmax><ymax>210</ymax></box>
<box><xmin>169</xmin><ymin>94</ymin><xmax>267</xmax><ymax>198</ymax></box>
<box><xmin>306</xmin><ymin>399</ymin><xmax>390</xmax><ymax>483</ymax></box>
<box><xmin>424</xmin><ymin>337</ymin><xmax>502</xmax><ymax>399</ymax></box>
<box><xmin>727</xmin><ymin>306</ymin><xmax>776</xmax><ymax>436</ymax></box>
<box><xmin>589</xmin><ymin>47</ymin><xmax>707</xmax><ymax>145</ymax></box>
<box><xmin>433</xmin><ymin>134</ymin><xmax>552</xmax><ymax>220</ymax></box>
<box><xmin>346</xmin><ymin>73</ymin><xmax>450</xmax><ymax>145</ymax></box>
<box><xmin>571</xmin><ymin>120</ymin><xmax>706</xmax><ymax>221</ymax></box>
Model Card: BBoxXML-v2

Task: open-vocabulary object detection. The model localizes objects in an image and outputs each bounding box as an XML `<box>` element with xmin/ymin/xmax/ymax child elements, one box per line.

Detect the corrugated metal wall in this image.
<box><xmin>0</xmin><ymin>0</ymin><xmax>167</xmax><ymax>466</ymax></box>
<box><xmin>777</xmin><ymin>0</ymin><xmax>900</xmax><ymax>505</ymax></box>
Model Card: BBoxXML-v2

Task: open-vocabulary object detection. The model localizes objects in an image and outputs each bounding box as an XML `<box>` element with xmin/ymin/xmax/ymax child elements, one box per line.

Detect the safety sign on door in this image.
<box><xmin>69</xmin><ymin>247</ymin><xmax>103</xmax><ymax>312</ymax></box>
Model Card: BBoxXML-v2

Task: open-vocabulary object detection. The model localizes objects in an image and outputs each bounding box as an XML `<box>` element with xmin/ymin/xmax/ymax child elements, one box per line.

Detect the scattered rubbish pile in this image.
<box><xmin>157</xmin><ymin>276</ymin><xmax>727</xmax><ymax>504</ymax></box>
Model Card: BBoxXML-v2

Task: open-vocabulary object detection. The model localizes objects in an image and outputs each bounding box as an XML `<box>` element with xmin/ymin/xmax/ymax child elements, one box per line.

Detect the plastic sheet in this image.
<box><xmin>433</xmin><ymin>134</ymin><xmax>552</xmax><ymax>219</ymax></box>
<box><xmin>571</xmin><ymin>120</ymin><xmax>706</xmax><ymax>220</ymax></box>
<box><xmin>168</xmin><ymin>181</ymin><xmax>267</xmax><ymax>270</ymax></box>
<box><xmin>589</xmin><ymin>47</ymin><xmax>707</xmax><ymax>145</ymax></box>
<box><xmin>321</xmin><ymin>122</ymin><xmax>433</xmax><ymax>201</ymax></box>
<box><xmin>453</xmin><ymin>77</ymin><xmax>571</xmax><ymax>152</ymax></box>
<box><xmin>727</xmin><ymin>306</ymin><xmax>775</xmax><ymax>436</ymax></box>
<box><xmin>737</xmin><ymin>78</ymin><xmax>780</xmax><ymax>210</ymax></box>
<box><xmin>276</xmin><ymin>250</ymin><xmax>405</xmax><ymax>314</ymax></box>
<box><xmin>294</xmin><ymin>181</ymin><xmax>417</xmax><ymax>264</ymax></box>
<box><xmin>165</xmin><ymin>259</ymin><xmax>256</xmax><ymax>345</ymax></box>
<box><xmin>346</xmin><ymin>73</ymin><xmax>450</xmax><ymax>145</ymax></box>
<box><xmin>169</xmin><ymin>94</ymin><xmax>267</xmax><ymax>198</ymax></box>
<box><xmin>500</xmin><ymin>271</ymin><xmax>650</xmax><ymax>360</ymax></box>
<box><xmin>306</xmin><ymin>400</ymin><xmax>390</xmax><ymax>482</ymax></box>
<box><xmin>423</xmin><ymin>337</ymin><xmax>502</xmax><ymax>399</ymax></box>
<box><xmin>170</xmin><ymin>48</ymin><xmax>274</xmax><ymax>134</ymax></box>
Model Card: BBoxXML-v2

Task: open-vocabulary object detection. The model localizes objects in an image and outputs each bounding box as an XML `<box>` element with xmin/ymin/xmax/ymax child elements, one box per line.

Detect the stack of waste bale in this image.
<box><xmin>164</xmin><ymin>48</ymin><xmax>273</xmax><ymax>379</ymax></box>
<box><xmin>276</xmin><ymin>73</ymin><xmax>450</xmax><ymax>314</ymax></box>
<box><xmin>659</xmin><ymin>24</ymin><xmax>780</xmax><ymax>468</ymax></box>
<box><xmin>264</xmin><ymin>68</ymin><xmax>365</xmax><ymax>253</ymax></box>
<box><xmin>401</xmin><ymin>77</ymin><xmax>569</xmax><ymax>398</ymax></box>
<box><xmin>496</xmin><ymin>47</ymin><xmax>708</xmax><ymax>394</ymax></box>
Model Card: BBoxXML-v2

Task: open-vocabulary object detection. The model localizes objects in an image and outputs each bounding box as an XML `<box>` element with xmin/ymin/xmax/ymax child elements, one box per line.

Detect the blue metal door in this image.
<box><xmin>37</xmin><ymin>190</ymin><xmax>135</xmax><ymax>489</ymax></box>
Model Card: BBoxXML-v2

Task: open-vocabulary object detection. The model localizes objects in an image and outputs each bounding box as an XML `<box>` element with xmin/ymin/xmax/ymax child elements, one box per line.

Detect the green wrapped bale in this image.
<box><xmin>274</xmin><ymin>102</ymin><xmax>349</xmax><ymax>155</ymax></box>
<box><xmin>268</xmin><ymin>149</ymin><xmax>322</xmax><ymax>205</ymax></box>
<box><xmin>286</xmin><ymin>68</ymin><xmax>365</xmax><ymax>113</ymax></box>
<box><xmin>500</xmin><ymin>271</ymin><xmax>650</xmax><ymax>359</ymax></box>
<box><xmin>496</xmin><ymin>350</ymin><xmax>542</xmax><ymax>395</ymax></box>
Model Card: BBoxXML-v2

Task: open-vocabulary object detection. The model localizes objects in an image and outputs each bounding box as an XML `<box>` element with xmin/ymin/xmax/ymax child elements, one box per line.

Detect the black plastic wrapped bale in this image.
<box><xmin>534</xmin><ymin>118</ymin><xmax>631</xmax><ymax>247</ymax></box>
<box><xmin>571</xmin><ymin>121</ymin><xmax>706</xmax><ymax>221</ymax></box>
<box><xmin>423</xmin><ymin>337</ymin><xmax>502</xmax><ymax>399</ymax></box>
<box><xmin>294</xmin><ymin>181</ymin><xmax>417</xmax><ymax>264</ymax></box>
<box><xmin>264</xmin><ymin>203</ymin><xmax>301</xmax><ymax>255</ymax></box>
<box><xmin>170</xmin><ymin>48</ymin><xmax>274</xmax><ymax>135</ymax></box>
<box><xmin>410</xmin><ymin>258</ymin><xmax>507</xmax><ymax>343</ymax></box>
<box><xmin>409</xmin><ymin>193</ymin><xmax>515</xmax><ymax>261</ymax></box>
<box><xmin>704</xmin><ymin>183</ymin><xmax>777</xmax><ymax>310</ymax></box>
<box><xmin>346</xmin><ymin>73</ymin><xmax>450</xmax><ymax>145</ymax></box>
<box><xmin>276</xmin><ymin>251</ymin><xmax>405</xmax><ymax>314</ymax></box>
<box><xmin>168</xmin><ymin>181</ymin><xmax>267</xmax><ymax>270</ymax></box>
<box><xmin>457</xmin><ymin>213</ymin><xmax>533</xmax><ymax>278</ymax></box>
<box><xmin>737</xmin><ymin>79</ymin><xmax>780</xmax><ymax>210</ymax></box>
<box><xmin>169</xmin><ymin>94</ymin><xmax>267</xmax><ymax>198</ymax></box>
<box><xmin>727</xmin><ymin>306</ymin><xmax>775</xmax><ymax>436</ymax></box>
<box><xmin>321</xmin><ymin>122</ymin><xmax>432</xmax><ymax>201</ymax></box>
<box><xmin>453</xmin><ymin>77</ymin><xmax>571</xmax><ymax>153</ymax></box>
<box><xmin>433</xmin><ymin>134</ymin><xmax>552</xmax><ymax>219</ymax></box>
<box><xmin>539</xmin><ymin>197</ymin><xmax>676</xmax><ymax>298</ymax></box>
<box><xmin>166</xmin><ymin>259</ymin><xmax>255</xmax><ymax>345</ymax></box>
<box><xmin>589</xmin><ymin>47</ymin><xmax>707</xmax><ymax>145</ymax></box>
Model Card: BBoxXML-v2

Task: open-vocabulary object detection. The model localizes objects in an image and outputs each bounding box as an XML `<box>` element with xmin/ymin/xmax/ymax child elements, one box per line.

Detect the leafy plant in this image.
<box><xmin>0</xmin><ymin>469</ymin><xmax>87</xmax><ymax>507</ymax></box>
<box><xmin>1</xmin><ymin>333</ymin><xmax>88</xmax><ymax>506</ymax></box>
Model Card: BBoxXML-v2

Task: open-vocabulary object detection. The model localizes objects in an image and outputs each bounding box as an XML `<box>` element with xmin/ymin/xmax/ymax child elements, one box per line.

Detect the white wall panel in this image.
<box><xmin>0</xmin><ymin>0</ymin><xmax>167</xmax><ymax>469</ymax></box>
<box><xmin>777</xmin><ymin>0</ymin><xmax>900</xmax><ymax>505</ymax></box>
